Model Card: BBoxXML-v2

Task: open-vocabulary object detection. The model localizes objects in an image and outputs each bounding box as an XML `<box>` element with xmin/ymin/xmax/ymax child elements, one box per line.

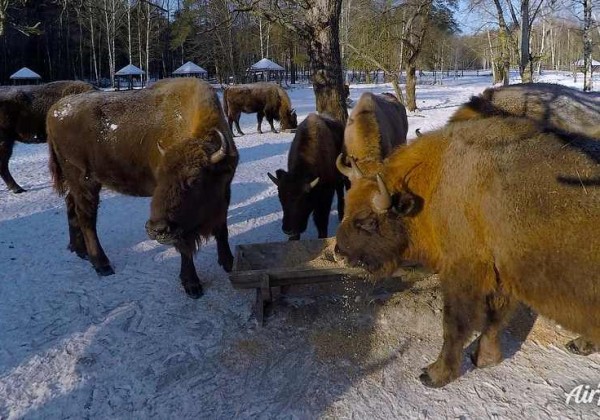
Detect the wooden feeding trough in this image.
<box><xmin>229</xmin><ymin>238</ymin><xmax>430</xmax><ymax>324</ymax></box>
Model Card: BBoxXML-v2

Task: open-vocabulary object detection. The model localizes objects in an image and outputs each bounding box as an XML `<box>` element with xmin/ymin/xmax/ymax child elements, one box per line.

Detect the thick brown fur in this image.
<box><xmin>0</xmin><ymin>80</ymin><xmax>94</xmax><ymax>193</ymax></box>
<box><xmin>223</xmin><ymin>82</ymin><xmax>297</xmax><ymax>135</ymax></box>
<box><xmin>47</xmin><ymin>78</ymin><xmax>239</xmax><ymax>299</ymax></box>
<box><xmin>344</xmin><ymin>92</ymin><xmax>408</xmax><ymax>176</ymax></box>
<box><xmin>269</xmin><ymin>112</ymin><xmax>345</xmax><ymax>239</ymax></box>
<box><xmin>335</xmin><ymin>116</ymin><xmax>600</xmax><ymax>387</ymax></box>
<box><xmin>450</xmin><ymin>83</ymin><xmax>600</xmax><ymax>138</ymax></box>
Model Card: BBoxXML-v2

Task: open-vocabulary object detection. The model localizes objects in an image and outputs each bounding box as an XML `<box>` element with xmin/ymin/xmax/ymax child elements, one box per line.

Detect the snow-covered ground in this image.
<box><xmin>1</xmin><ymin>71</ymin><xmax>599</xmax><ymax>419</ymax></box>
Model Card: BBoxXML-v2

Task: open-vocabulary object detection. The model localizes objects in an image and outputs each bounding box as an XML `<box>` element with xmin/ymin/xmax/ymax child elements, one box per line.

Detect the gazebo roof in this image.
<box><xmin>173</xmin><ymin>61</ymin><xmax>207</xmax><ymax>75</ymax></box>
<box><xmin>574</xmin><ymin>58</ymin><xmax>600</xmax><ymax>66</ymax></box>
<box><xmin>249</xmin><ymin>58</ymin><xmax>284</xmax><ymax>71</ymax></box>
<box><xmin>10</xmin><ymin>67</ymin><xmax>41</xmax><ymax>80</ymax></box>
<box><xmin>115</xmin><ymin>64</ymin><xmax>145</xmax><ymax>76</ymax></box>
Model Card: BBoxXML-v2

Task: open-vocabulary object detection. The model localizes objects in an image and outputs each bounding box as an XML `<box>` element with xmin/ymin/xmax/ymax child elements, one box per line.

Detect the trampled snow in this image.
<box><xmin>1</xmin><ymin>71</ymin><xmax>599</xmax><ymax>419</ymax></box>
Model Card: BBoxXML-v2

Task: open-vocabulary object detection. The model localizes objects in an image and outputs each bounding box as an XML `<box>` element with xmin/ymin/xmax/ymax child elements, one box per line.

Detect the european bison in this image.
<box><xmin>0</xmin><ymin>80</ymin><xmax>94</xmax><ymax>193</ymax></box>
<box><xmin>335</xmin><ymin>116</ymin><xmax>600</xmax><ymax>387</ymax></box>
<box><xmin>340</xmin><ymin>92</ymin><xmax>408</xmax><ymax>178</ymax></box>
<box><xmin>268</xmin><ymin>113</ymin><xmax>345</xmax><ymax>240</ymax></box>
<box><xmin>450</xmin><ymin>82</ymin><xmax>600</xmax><ymax>138</ymax></box>
<box><xmin>223</xmin><ymin>82</ymin><xmax>297</xmax><ymax>135</ymax></box>
<box><xmin>47</xmin><ymin>78</ymin><xmax>238</xmax><ymax>298</ymax></box>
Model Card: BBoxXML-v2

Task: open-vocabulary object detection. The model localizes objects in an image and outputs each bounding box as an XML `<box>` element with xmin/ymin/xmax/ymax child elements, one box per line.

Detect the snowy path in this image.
<box><xmin>1</xmin><ymin>74</ymin><xmax>599</xmax><ymax>419</ymax></box>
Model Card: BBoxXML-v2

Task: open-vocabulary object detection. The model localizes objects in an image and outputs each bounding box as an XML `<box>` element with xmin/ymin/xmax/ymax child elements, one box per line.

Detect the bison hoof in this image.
<box><xmin>184</xmin><ymin>282</ymin><xmax>204</xmax><ymax>299</ymax></box>
<box><xmin>566</xmin><ymin>337</ymin><xmax>599</xmax><ymax>356</ymax></box>
<box><xmin>95</xmin><ymin>265</ymin><xmax>115</xmax><ymax>276</ymax></box>
<box><xmin>419</xmin><ymin>363</ymin><xmax>458</xmax><ymax>388</ymax></box>
<box><xmin>12</xmin><ymin>187</ymin><xmax>26</xmax><ymax>194</ymax></box>
<box><xmin>219</xmin><ymin>256</ymin><xmax>233</xmax><ymax>273</ymax></box>
<box><xmin>288</xmin><ymin>234</ymin><xmax>300</xmax><ymax>241</ymax></box>
<box><xmin>68</xmin><ymin>244</ymin><xmax>89</xmax><ymax>260</ymax></box>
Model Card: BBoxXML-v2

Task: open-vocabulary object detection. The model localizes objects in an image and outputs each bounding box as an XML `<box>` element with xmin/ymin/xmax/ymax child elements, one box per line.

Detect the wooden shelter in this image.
<box><xmin>173</xmin><ymin>61</ymin><xmax>208</xmax><ymax>79</ymax></box>
<box><xmin>247</xmin><ymin>58</ymin><xmax>285</xmax><ymax>83</ymax></box>
<box><xmin>9</xmin><ymin>67</ymin><xmax>41</xmax><ymax>85</ymax></box>
<box><xmin>115</xmin><ymin>64</ymin><xmax>145</xmax><ymax>90</ymax></box>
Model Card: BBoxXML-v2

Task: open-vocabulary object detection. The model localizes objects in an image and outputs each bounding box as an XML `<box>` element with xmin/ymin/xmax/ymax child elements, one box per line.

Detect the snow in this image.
<box><xmin>52</xmin><ymin>103</ymin><xmax>73</xmax><ymax>121</ymax></box>
<box><xmin>1</xmin><ymin>71</ymin><xmax>599</xmax><ymax>419</ymax></box>
<box><xmin>172</xmin><ymin>62</ymin><xmax>208</xmax><ymax>75</ymax></box>
<box><xmin>9</xmin><ymin>67</ymin><xmax>41</xmax><ymax>80</ymax></box>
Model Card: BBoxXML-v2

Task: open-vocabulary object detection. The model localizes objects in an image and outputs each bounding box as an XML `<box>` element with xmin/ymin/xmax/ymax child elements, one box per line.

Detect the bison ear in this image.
<box><xmin>267</xmin><ymin>172</ymin><xmax>279</xmax><ymax>186</ymax></box>
<box><xmin>392</xmin><ymin>192</ymin><xmax>422</xmax><ymax>217</ymax></box>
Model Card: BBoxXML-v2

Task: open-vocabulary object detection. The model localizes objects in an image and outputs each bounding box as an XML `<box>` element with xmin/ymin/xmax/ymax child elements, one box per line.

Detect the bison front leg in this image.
<box><xmin>313</xmin><ymin>188</ymin><xmax>335</xmax><ymax>239</ymax></box>
<box><xmin>471</xmin><ymin>293</ymin><xmax>515</xmax><ymax>368</ymax></box>
<box><xmin>266</xmin><ymin>115</ymin><xmax>278</xmax><ymax>133</ymax></box>
<box><xmin>0</xmin><ymin>138</ymin><xmax>25</xmax><ymax>193</ymax></box>
<box><xmin>213</xmin><ymin>222</ymin><xmax>233</xmax><ymax>272</ymax></box>
<box><xmin>70</xmin><ymin>177</ymin><xmax>114</xmax><ymax>276</ymax></box>
<box><xmin>178</xmin><ymin>250</ymin><xmax>203</xmax><ymax>299</ymax></box>
<box><xmin>420</xmin><ymin>279</ymin><xmax>483</xmax><ymax>388</ymax></box>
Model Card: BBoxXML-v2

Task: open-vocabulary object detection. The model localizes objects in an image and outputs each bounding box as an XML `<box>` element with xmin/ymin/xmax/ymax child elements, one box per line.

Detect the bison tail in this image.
<box><xmin>222</xmin><ymin>87</ymin><xmax>229</xmax><ymax>117</ymax></box>
<box><xmin>48</xmin><ymin>144</ymin><xmax>67</xmax><ymax>196</ymax></box>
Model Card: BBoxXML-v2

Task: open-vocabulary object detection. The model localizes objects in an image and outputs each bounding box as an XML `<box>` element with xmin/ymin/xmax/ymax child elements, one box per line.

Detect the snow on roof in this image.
<box><xmin>249</xmin><ymin>58</ymin><xmax>284</xmax><ymax>71</ymax></box>
<box><xmin>173</xmin><ymin>61</ymin><xmax>207</xmax><ymax>75</ymax></box>
<box><xmin>574</xmin><ymin>58</ymin><xmax>600</xmax><ymax>66</ymax></box>
<box><xmin>9</xmin><ymin>67</ymin><xmax>41</xmax><ymax>80</ymax></box>
<box><xmin>115</xmin><ymin>64</ymin><xmax>145</xmax><ymax>76</ymax></box>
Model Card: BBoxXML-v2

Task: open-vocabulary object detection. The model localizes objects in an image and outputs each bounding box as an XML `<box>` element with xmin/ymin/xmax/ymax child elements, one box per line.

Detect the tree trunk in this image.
<box><xmin>583</xmin><ymin>0</ymin><xmax>593</xmax><ymax>91</ymax></box>
<box><xmin>406</xmin><ymin>64</ymin><xmax>417</xmax><ymax>111</ymax></box>
<box><xmin>492</xmin><ymin>0</ymin><xmax>511</xmax><ymax>85</ymax></box>
<box><xmin>306</xmin><ymin>0</ymin><xmax>347</xmax><ymax>124</ymax></box>
<box><xmin>519</xmin><ymin>0</ymin><xmax>532</xmax><ymax>83</ymax></box>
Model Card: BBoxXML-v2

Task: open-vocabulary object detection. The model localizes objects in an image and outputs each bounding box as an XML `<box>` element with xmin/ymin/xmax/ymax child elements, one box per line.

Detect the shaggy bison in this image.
<box><xmin>0</xmin><ymin>80</ymin><xmax>94</xmax><ymax>193</ymax></box>
<box><xmin>335</xmin><ymin>116</ymin><xmax>599</xmax><ymax>387</ymax></box>
<box><xmin>450</xmin><ymin>82</ymin><xmax>600</xmax><ymax>138</ymax></box>
<box><xmin>268</xmin><ymin>113</ymin><xmax>345</xmax><ymax>240</ymax></box>
<box><xmin>47</xmin><ymin>78</ymin><xmax>238</xmax><ymax>298</ymax></box>
<box><xmin>223</xmin><ymin>82</ymin><xmax>297</xmax><ymax>135</ymax></box>
<box><xmin>340</xmin><ymin>92</ymin><xmax>408</xmax><ymax>178</ymax></box>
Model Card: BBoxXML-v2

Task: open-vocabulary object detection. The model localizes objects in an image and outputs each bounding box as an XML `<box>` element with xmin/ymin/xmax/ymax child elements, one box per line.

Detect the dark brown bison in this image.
<box><xmin>47</xmin><ymin>78</ymin><xmax>238</xmax><ymax>298</ymax></box>
<box><xmin>450</xmin><ymin>82</ymin><xmax>600</xmax><ymax>138</ymax></box>
<box><xmin>0</xmin><ymin>80</ymin><xmax>94</xmax><ymax>193</ymax></box>
<box><xmin>340</xmin><ymin>92</ymin><xmax>408</xmax><ymax>177</ymax></box>
<box><xmin>268</xmin><ymin>113</ymin><xmax>345</xmax><ymax>240</ymax></box>
<box><xmin>335</xmin><ymin>116</ymin><xmax>600</xmax><ymax>387</ymax></box>
<box><xmin>223</xmin><ymin>82</ymin><xmax>297</xmax><ymax>135</ymax></box>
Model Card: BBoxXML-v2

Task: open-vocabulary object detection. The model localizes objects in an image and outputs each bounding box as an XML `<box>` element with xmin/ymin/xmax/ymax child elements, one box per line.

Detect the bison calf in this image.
<box><xmin>268</xmin><ymin>113</ymin><xmax>345</xmax><ymax>240</ymax></box>
<box><xmin>223</xmin><ymin>82</ymin><xmax>297</xmax><ymax>136</ymax></box>
<box><xmin>47</xmin><ymin>78</ymin><xmax>238</xmax><ymax>298</ymax></box>
<box><xmin>0</xmin><ymin>80</ymin><xmax>93</xmax><ymax>193</ymax></box>
<box><xmin>336</xmin><ymin>116</ymin><xmax>599</xmax><ymax>387</ymax></box>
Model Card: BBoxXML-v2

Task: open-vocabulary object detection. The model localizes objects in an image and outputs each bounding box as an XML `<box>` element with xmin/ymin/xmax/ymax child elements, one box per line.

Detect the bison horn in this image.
<box><xmin>372</xmin><ymin>174</ymin><xmax>392</xmax><ymax>213</ymax></box>
<box><xmin>209</xmin><ymin>128</ymin><xmax>228</xmax><ymax>164</ymax></box>
<box><xmin>157</xmin><ymin>141</ymin><xmax>167</xmax><ymax>156</ymax></box>
<box><xmin>336</xmin><ymin>154</ymin><xmax>363</xmax><ymax>180</ymax></box>
<box><xmin>267</xmin><ymin>172</ymin><xmax>279</xmax><ymax>186</ymax></box>
<box><xmin>308</xmin><ymin>177</ymin><xmax>320</xmax><ymax>189</ymax></box>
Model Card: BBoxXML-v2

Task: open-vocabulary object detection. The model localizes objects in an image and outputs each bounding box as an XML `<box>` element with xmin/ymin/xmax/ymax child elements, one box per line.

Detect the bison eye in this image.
<box><xmin>354</xmin><ymin>217</ymin><xmax>378</xmax><ymax>234</ymax></box>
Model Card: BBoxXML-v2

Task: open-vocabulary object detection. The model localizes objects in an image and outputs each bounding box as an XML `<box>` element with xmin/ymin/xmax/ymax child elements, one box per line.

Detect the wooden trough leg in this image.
<box><xmin>255</xmin><ymin>274</ymin><xmax>272</xmax><ymax>325</ymax></box>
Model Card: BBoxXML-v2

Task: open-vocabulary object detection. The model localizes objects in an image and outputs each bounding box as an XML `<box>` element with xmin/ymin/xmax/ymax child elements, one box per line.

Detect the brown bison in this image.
<box><xmin>223</xmin><ymin>82</ymin><xmax>297</xmax><ymax>135</ymax></box>
<box><xmin>47</xmin><ymin>78</ymin><xmax>238</xmax><ymax>298</ymax></box>
<box><xmin>335</xmin><ymin>116</ymin><xmax>600</xmax><ymax>387</ymax></box>
<box><xmin>268</xmin><ymin>113</ymin><xmax>345</xmax><ymax>240</ymax></box>
<box><xmin>0</xmin><ymin>80</ymin><xmax>94</xmax><ymax>193</ymax></box>
<box><xmin>340</xmin><ymin>92</ymin><xmax>408</xmax><ymax>177</ymax></box>
<box><xmin>450</xmin><ymin>82</ymin><xmax>600</xmax><ymax>138</ymax></box>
